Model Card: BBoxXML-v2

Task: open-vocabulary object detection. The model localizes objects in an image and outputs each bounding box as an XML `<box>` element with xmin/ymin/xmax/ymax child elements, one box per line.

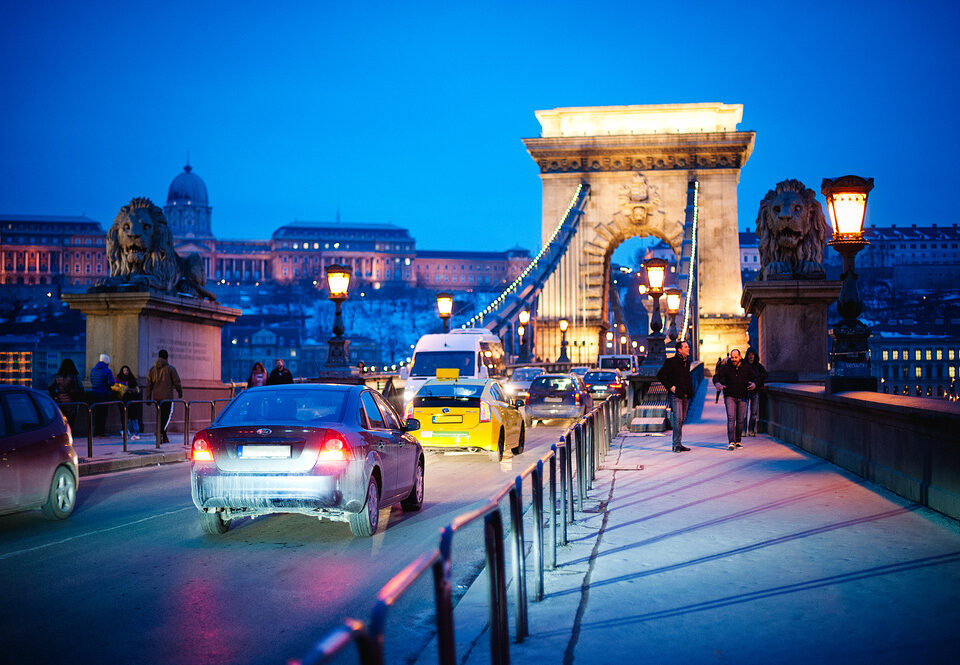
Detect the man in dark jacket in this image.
<box><xmin>657</xmin><ymin>340</ymin><xmax>695</xmax><ymax>453</ymax></box>
<box><xmin>90</xmin><ymin>353</ymin><xmax>115</xmax><ymax>436</ymax></box>
<box><xmin>266</xmin><ymin>358</ymin><xmax>294</xmax><ymax>385</ymax></box>
<box><xmin>713</xmin><ymin>349</ymin><xmax>757</xmax><ymax>450</ymax></box>
<box><xmin>147</xmin><ymin>349</ymin><xmax>182</xmax><ymax>443</ymax></box>
<box><xmin>743</xmin><ymin>347</ymin><xmax>768</xmax><ymax>437</ymax></box>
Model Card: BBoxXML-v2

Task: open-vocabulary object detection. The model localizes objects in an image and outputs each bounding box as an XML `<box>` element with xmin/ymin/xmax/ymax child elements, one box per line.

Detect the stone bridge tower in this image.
<box><xmin>523</xmin><ymin>103</ymin><xmax>755</xmax><ymax>365</ymax></box>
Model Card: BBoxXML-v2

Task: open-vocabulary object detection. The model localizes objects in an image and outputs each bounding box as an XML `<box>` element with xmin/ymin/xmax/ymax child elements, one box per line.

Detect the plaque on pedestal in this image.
<box><xmin>741</xmin><ymin>281</ymin><xmax>841</xmax><ymax>383</ymax></box>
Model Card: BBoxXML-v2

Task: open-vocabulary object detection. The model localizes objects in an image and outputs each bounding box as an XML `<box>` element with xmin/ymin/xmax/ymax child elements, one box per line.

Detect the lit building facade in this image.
<box><xmin>871</xmin><ymin>332</ymin><xmax>960</xmax><ymax>399</ymax></box>
<box><xmin>0</xmin><ymin>215</ymin><xmax>107</xmax><ymax>287</ymax></box>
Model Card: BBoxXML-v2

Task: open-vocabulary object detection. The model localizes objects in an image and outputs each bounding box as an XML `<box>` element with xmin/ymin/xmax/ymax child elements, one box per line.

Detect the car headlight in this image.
<box><xmin>404</xmin><ymin>389</ymin><xmax>416</xmax><ymax>402</ymax></box>
<box><xmin>504</xmin><ymin>385</ymin><xmax>516</xmax><ymax>394</ymax></box>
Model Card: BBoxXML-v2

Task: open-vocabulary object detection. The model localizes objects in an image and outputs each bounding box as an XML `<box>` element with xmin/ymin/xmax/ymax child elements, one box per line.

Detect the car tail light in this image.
<box><xmin>479</xmin><ymin>401</ymin><xmax>491</xmax><ymax>423</ymax></box>
<box><xmin>608</xmin><ymin>382</ymin><xmax>622</xmax><ymax>389</ymax></box>
<box><xmin>319</xmin><ymin>429</ymin><xmax>350</xmax><ymax>461</ymax></box>
<box><xmin>192</xmin><ymin>430</ymin><xmax>213</xmax><ymax>462</ymax></box>
<box><xmin>574</xmin><ymin>392</ymin><xmax>581</xmax><ymax>405</ymax></box>
<box><xmin>404</xmin><ymin>401</ymin><xmax>414</xmax><ymax>420</ymax></box>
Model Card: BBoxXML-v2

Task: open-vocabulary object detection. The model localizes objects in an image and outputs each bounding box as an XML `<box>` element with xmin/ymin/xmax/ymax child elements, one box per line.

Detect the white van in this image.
<box><xmin>598</xmin><ymin>354</ymin><xmax>641</xmax><ymax>374</ymax></box>
<box><xmin>400</xmin><ymin>328</ymin><xmax>506</xmax><ymax>404</ymax></box>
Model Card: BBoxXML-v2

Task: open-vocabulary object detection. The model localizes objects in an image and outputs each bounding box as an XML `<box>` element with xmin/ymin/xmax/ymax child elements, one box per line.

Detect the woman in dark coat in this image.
<box><xmin>743</xmin><ymin>347</ymin><xmax>768</xmax><ymax>436</ymax></box>
<box><xmin>48</xmin><ymin>358</ymin><xmax>83</xmax><ymax>426</ymax></box>
<box><xmin>116</xmin><ymin>365</ymin><xmax>142</xmax><ymax>440</ymax></box>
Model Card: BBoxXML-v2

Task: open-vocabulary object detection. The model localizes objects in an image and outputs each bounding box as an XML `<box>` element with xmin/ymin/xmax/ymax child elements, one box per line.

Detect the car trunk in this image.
<box><xmin>414</xmin><ymin>396</ymin><xmax>482</xmax><ymax>428</ymax></box>
<box><xmin>529</xmin><ymin>385</ymin><xmax>579</xmax><ymax>407</ymax></box>
<box><xmin>208</xmin><ymin>426</ymin><xmax>322</xmax><ymax>473</ymax></box>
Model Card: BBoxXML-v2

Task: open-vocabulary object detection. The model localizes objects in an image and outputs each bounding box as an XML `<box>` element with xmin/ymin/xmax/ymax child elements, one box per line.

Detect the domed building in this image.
<box><xmin>164</xmin><ymin>163</ymin><xmax>212</xmax><ymax>238</ymax></box>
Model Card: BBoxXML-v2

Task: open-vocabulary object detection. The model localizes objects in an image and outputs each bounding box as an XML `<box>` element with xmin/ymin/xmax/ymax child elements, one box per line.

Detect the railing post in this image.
<box><xmin>508</xmin><ymin>478</ymin><xmax>528</xmax><ymax>641</ymax></box>
<box><xmin>484</xmin><ymin>510</ymin><xmax>510</xmax><ymax>665</ymax></box>
<box><xmin>184</xmin><ymin>402</ymin><xmax>191</xmax><ymax>448</ymax></box>
<box><xmin>154</xmin><ymin>401</ymin><xmax>162</xmax><ymax>449</ymax></box>
<box><xmin>85</xmin><ymin>404</ymin><xmax>93</xmax><ymax>458</ymax></box>
<box><xmin>571</xmin><ymin>428</ymin><xmax>580</xmax><ymax>513</ymax></box>
<box><xmin>533</xmin><ymin>460</ymin><xmax>544</xmax><ymax>601</ymax></box>
<box><xmin>558</xmin><ymin>440</ymin><xmax>569</xmax><ymax>543</ymax></box>
<box><xmin>121</xmin><ymin>403</ymin><xmax>128</xmax><ymax>452</ymax></box>
<box><xmin>434</xmin><ymin>527</ymin><xmax>456</xmax><ymax>665</ymax></box>
<box><xmin>549</xmin><ymin>444</ymin><xmax>558</xmax><ymax>566</ymax></box>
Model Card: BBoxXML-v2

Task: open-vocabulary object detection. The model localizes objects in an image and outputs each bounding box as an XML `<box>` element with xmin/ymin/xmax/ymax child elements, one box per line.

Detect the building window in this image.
<box><xmin>882</xmin><ymin>350</ymin><xmax>889</xmax><ymax>361</ymax></box>
<box><xmin>936</xmin><ymin>349</ymin><xmax>943</xmax><ymax>360</ymax></box>
<box><xmin>915</xmin><ymin>349</ymin><xmax>921</xmax><ymax>361</ymax></box>
<box><xmin>892</xmin><ymin>350</ymin><xmax>899</xmax><ymax>360</ymax></box>
<box><xmin>950</xmin><ymin>349</ymin><xmax>956</xmax><ymax>361</ymax></box>
<box><xmin>915</xmin><ymin>366</ymin><xmax>922</xmax><ymax>378</ymax></box>
<box><xmin>925</xmin><ymin>349</ymin><xmax>932</xmax><ymax>361</ymax></box>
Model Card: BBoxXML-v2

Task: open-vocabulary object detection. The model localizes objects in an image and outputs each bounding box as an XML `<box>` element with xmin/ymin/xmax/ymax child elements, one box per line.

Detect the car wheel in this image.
<box><xmin>41</xmin><ymin>466</ymin><xmax>76</xmax><ymax>520</ymax></box>
<box><xmin>400</xmin><ymin>457</ymin><xmax>424</xmax><ymax>512</ymax></box>
<box><xmin>350</xmin><ymin>475</ymin><xmax>381</xmax><ymax>537</ymax></box>
<box><xmin>199</xmin><ymin>509</ymin><xmax>230</xmax><ymax>535</ymax></box>
<box><xmin>512</xmin><ymin>424</ymin><xmax>525</xmax><ymax>455</ymax></box>
<box><xmin>489</xmin><ymin>429</ymin><xmax>505</xmax><ymax>462</ymax></box>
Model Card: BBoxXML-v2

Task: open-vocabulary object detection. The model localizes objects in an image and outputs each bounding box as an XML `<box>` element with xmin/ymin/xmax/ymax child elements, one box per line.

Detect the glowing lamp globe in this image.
<box><xmin>821</xmin><ymin>176</ymin><xmax>873</xmax><ymax>240</ymax></box>
<box><xmin>325</xmin><ymin>265</ymin><xmax>351</xmax><ymax>299</ymax></box>
<box><xmin>644</xmin><ymin>258</ymin><xmax>667</xmax><ymax>293</ymax></box>
<box><xmin>665</xmin><ymin>288</ymin><xmax>682</xmax><ymax>315</ymax></box>
<box><xmin>519</xmin><ymin>310</ymin><xmax>530</xmax><ymax>325</ymax></box>
<box><xmin>436</xmin><ymin>292</ymin><xmax>454</xmax><ymax>318</ymax></box>
<box><xmin>559</xmin><ymin>319</ymin><xmax>568</xmax><ymax>332</ymax></box>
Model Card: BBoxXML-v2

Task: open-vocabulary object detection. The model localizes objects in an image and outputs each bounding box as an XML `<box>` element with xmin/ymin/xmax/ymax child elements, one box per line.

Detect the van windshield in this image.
<box><xmin>600</xmin><ymin>357</ymin><xmax>633</xmax><ymax>371</ymax></box>
<box><xmin>410</xmin><ymin>351</ymin><xmax>476</xmax><ymax>377</ymax></box>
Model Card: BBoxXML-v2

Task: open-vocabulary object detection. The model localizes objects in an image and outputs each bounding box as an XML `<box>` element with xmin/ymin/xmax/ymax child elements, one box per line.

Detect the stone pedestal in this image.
<box><xmin>62</xmin><ymin>292</ymin><xmax>241</xmax><ymax>400</ymax></box>
<box><xmin>741</xmin><ymin>281</ymin><xmax>841</xmax><ymax>383</ymax></box>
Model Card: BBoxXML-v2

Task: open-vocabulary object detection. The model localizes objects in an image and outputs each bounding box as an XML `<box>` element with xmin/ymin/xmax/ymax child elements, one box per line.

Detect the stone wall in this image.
<box><xmin>764</xmin><ymin>383</ymin><xmax>960</xmax><ymax>520</ymax></box>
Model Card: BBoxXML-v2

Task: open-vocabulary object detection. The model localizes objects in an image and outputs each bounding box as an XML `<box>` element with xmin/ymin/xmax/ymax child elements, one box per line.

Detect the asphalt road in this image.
<box><xmin>0</xmin><ymin>423</ymin><xmax>566</xmax><ymax>665</ymax></box>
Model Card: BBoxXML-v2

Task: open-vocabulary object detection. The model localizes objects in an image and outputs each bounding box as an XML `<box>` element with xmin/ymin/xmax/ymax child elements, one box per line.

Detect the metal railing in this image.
<box><xmin>291</xmin><ymin>394</ymin><xmax>624</xmax><ymax>665</ymax></box>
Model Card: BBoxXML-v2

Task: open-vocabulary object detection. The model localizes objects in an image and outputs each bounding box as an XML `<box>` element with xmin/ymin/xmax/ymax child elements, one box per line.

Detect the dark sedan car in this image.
<box><xmin>524</xmin><ymin>374</ymin><xmax>593</xmax><ymax>427</ymax></box>
<box><xmin>583</xmin><ymin>369</ymin><xmax>627</xmax><ymax>399</ymax></box>
<box><xmin>190</xmin><ymin>384</ymin><xmax>424</xmax><ymax>537</ymax></box>
<box><xmin>0</xmin><ymin>385</ymin><xmax>79</xmax><ymax>520</ymax></box>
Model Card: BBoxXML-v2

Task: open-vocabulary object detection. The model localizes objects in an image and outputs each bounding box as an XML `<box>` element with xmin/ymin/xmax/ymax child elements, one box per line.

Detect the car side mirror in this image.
<box><xmin>514</xmin><ymin>399</ymin><xmax>524</xmax><ymax>409</ymax></box>
<box><xmin>405</xmin><ymin>417</ymin><xmax>421</xmax><ymax>432</ymax></box>
<box><xmin>399</xmin><ymin>367</ymin><xmax>410</xmax><ymax>380</ymax></box>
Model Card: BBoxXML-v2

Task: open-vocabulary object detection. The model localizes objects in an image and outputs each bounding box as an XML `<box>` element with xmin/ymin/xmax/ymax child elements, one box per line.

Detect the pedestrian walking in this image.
<box><xmin>714</xmin><ymin>356</ymin><xmax>726</xmax><ymax>403</ymax></box>
<box><xmin>147</xmin><ymin>349</ymin><xmax>182</xmax><ymax>444</ymax></box>
<box><xmin>713</xmin><ymin>349</ymin><xmax>756</xmax><ymax>450</ymax></box>
<box><xmin>89</xmin><ymin>353</ymin><xmax>116</xmax><ymax>436</ymax></box>
<box><xmin>656</xmin><ymin>340</ymin><xmax>695</xmax><ymax>452</ymax></box>
<box><xmin>116</xmin><ymin>365</ymin><xmax>142</xmax><ymax>440</ymax></box>
<box><xmin>48</xmin><ymin>358</ymin><xmax>83</xmax><ymax>427</ymax></box>
<box><xmin>266</xmin><ymin>358</ymin><xmax>294</xmax><ymax>385</ymax></box>
<box><xmin>742</xmin><ymin>347</ymin><xmax>768</xmax><ymax>437</ymax></box>
<box><xmin>247</xmin><ymin>361</ymin><xmax>267</xmax><ymax>388</ymax></box>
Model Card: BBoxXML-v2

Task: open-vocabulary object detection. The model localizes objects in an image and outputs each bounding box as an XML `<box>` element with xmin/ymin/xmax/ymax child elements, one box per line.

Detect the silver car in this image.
<box><xmin>503</xmin><ymin>367</ymin><xmax>545</xmax><ymax>403</ymax></box>
<box><xmin>190</xmin><ymin>384</ymin><xmax>424</xmax><ymax>537</ymax></box>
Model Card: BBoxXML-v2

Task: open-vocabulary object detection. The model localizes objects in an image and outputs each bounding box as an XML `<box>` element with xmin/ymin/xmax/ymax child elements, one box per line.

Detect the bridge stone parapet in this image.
<box><xmin>764</xmin><ymin>384</ymin><xmax>960</xmax><ymax>520</ymax></box>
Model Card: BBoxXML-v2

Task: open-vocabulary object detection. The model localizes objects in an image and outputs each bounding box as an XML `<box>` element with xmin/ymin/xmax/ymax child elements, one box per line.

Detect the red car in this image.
<box><xmin>0</xmin><ymin>385</ymin><xmax>79</xmax><ymax>520</ymax></box>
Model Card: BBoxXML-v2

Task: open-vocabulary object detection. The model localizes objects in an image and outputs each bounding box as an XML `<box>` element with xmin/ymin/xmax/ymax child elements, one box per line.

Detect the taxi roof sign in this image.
<box><xmin>436</xmin><ymin>368</ymin><xmax>460</xmax><ymax>380</ymax></box>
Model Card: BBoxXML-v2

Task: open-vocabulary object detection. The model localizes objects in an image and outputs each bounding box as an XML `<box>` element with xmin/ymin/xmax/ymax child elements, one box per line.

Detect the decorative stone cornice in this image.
<box><xmin>523</xmin><ymin>131</ymin><xmax>755</xmax><ymax>174</ymax></box>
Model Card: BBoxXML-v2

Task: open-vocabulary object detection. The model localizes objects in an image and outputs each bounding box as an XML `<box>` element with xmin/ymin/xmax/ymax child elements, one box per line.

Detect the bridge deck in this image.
<box><xmin>431</xmin><ymin>383</ymin><xmax>960</xmax><ymax>664</ymax></box>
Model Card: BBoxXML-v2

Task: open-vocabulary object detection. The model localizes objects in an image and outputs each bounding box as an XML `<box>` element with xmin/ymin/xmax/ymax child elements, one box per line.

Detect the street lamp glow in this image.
<box><xmin>518</xmin><ymin>324</ymin><xmax>525</xmax><ymax>337</ymax></box>
<box><xmin>436</xmin><ymin>292</ymin><xmax>453</xmax><ymax>317</ymax></box>
<box><xmin>620</xmin><ymin>335</ymin><xmax>627</xmax><ymax>345</ymax></box>
<box><xmin>519</xmin><ymin>310</ymin><xmax>530</xmax><ymax>325</ymax></box>
<box><xmin>822</xmin><ymin>175</ymin><xmax>873</xmax><ymax>239</ymax></box>
<box><xmin>631</xmin><ymin>340</ymin><xmax>638</xmax><ymax>349</ymax></box>
<box><xmin>644</xmin><ymin>258</ymin><xmax>667</xmax><ymax>293</ymax></box>
<box><xmin>638</xmin><ymin>284</ymin><xmax>648</xmax><ymax>295</ymax></box>
<box><xmin>606</xmin><ymin>331</ymin><xmax>614</xmax><ymax>341</ymax></box>
<box><xmin>325</xmin><ymin>264</ymin><xmax>351</xmax><ymax>299</ymax></box>
<box><xmin>665</xmin><ymin>288</ymin><xmax>682</xmax><ymax>315</ymax></box>
<box><xmin>559</xmin><ymin>319</ymin><xmax>568</xmax><ymax>332</ymax></box>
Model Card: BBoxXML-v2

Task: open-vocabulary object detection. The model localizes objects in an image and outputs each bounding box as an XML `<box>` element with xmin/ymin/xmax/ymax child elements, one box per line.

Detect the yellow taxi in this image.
<box><xmin>404</xmin><ymin>369</ymin><xmax>525</xmax><ymax>461</ymax></box>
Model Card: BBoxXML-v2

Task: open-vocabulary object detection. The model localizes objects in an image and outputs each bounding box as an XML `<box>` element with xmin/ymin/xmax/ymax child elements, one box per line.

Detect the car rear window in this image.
<box><xmin>512</xmin><ymin>368</ymin><xmax>544</xmax><ymax>381</ymax></box>
<box><xmin>531</xmin><ymin>377</ymin><xmax>575</xmax><ymax>392</ymax></box>
<box><xmin>410</xmin><ymin>351</ymin><xmax>475</xmax><ymax>377</ymax></box>
<box><xmin>3</xmin><ymin>392</ymin><xmax>42</xmax><ymax>433</ymax></box>
<box><xmin>218</xmin><ymin>388</ymin><xmax>347</xmax><ymax>425</ymax></box>
<box><xmin>417</xmin><ymin>383</ymin><xmax>485</xmax><ymax>399</ymax></box>
<box><xmin>585</xmin><ymin>371</ymin><xmax>619</xmax><ymax>382</ymax></box>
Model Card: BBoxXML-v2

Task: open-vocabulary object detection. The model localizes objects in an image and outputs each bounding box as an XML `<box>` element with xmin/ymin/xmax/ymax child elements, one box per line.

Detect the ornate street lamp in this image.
<box><xmin>822</xmin><ymin>175</ymin><xmax>877</xmax><ymax>393</ymax></box>
<box><xmin>436</xmin><ymin>292</ymin><xmax>453</xmax><ymax>333</ymax></box>
<box><xmin>518</xmin><ymin>310</ymin><xmax>531</xmax><ymax>363</ymax></box>
<box><xmin>557</xmin><ymin>318</ymin><xmax>570</xmax><ymax>363</ymax></box>
<box><xmin>665</xmin><ymin>287</ymin><xmax>682</xmax><ymax>343</ymax></box>
<box><xmin>325</xmin><ymin>264</ymin><xmax>352</xmax><ymax>368</ymax></box>
<box><xmin>605</xmin><ymin>330</ymin><xmax>614</xmax><ymax>350</ymax></box>
<box><xmin>642</xmin><ymin>257</ymin><xmax>668</xmax><ymax>365</ymax></box>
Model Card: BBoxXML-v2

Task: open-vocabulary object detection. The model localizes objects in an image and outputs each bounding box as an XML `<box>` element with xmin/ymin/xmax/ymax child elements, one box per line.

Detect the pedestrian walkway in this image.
<box><xmin>73</xmin><ymin>432</ymin><xmax>191</xmax><ymax>475</ymax></box>
<box><xmin>433</xmin><ymin>385</ymin><xmax>960</xmax><ymax>665</ymax></box>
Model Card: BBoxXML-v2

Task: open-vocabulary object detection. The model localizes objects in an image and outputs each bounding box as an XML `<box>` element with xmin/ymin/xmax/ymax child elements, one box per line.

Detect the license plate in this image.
<box><xmin>433</xmin><ymin>415</ymin><xmax>463</xmax><ymax>424</ymax></box>
<box><xmin>420</xmin><ymin>431</ymin><xmax>433</xmax><ymax>438</ymax></box>
<box><xmin>545</xmin><ymin>397</ymin><xmax>562</xmax><ymax>403</ymax></box>
<box><xmin>238</xmin><ymin>444</ymin><xmax>291</xmax><ymax>459</ymax></box>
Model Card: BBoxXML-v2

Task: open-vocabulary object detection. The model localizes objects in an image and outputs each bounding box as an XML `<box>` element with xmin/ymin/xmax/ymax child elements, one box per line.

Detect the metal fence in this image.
<box><xmin>290</xmin><ymin>394</ymin><xmax>624</xmax><ymax>665</ymax></box>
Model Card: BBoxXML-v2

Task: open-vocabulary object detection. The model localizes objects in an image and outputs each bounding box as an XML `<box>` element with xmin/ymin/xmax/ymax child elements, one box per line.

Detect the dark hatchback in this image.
<box><xmin>0</xmin><ymin>385</ymin><xmax>79</xmax><ymax>520</ymax></box>
<box><xmin>583</xmin><ymin>369</ymin><xmax>627</xmax><ymax>399</ymax></box>
<box><xmin>191</xmin><ymin>384</ymin><xmax>424</xmax><ymax>537</ymax></box>
<box><xmin>524</xmin><ymin>374</ymin><xmax>593</xmax><ymax>426</ymax></box>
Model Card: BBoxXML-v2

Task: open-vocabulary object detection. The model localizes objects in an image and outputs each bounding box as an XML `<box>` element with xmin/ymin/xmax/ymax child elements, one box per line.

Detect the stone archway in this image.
<box><xmin>523</xmin><ymin>103</ymin><xmax>755</xmax><ymax>364</ymax></box>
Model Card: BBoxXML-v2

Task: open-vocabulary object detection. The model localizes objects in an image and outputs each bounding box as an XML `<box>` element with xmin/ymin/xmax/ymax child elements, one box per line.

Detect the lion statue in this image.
<box><xmin>94</xmin><ymin>197</ymin><xmax>216</xmax><ymax>300</ymax></box>
<box><xmin>755</xmin><ymin>179</ymin><xmax>829</xmax><ymax>280</ymax></box>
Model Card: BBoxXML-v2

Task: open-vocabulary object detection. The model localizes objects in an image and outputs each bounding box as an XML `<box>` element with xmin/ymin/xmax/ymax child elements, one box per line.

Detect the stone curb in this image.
<box><xmin>78</xmin><ymin>450</ymin><xmax>188</xmax><ymax>476</ymax></box>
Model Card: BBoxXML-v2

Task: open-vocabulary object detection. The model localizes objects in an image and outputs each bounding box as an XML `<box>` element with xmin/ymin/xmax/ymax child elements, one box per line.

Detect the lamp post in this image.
<box><xmin>822</xmin><ymin>175</ymin><xmax>877</xmax><ymax>393</ymax></box>
<box><xmin>518</xmin><ymin>310</ymin><xmax>531</xmax><ymax>363</ymax></box>
<box><xmin>324</xmin><ymin>264</ymin><xmax>352</xmax><ymax>368</ymax></box>
<box><xmin>558</xmin><ymin>319</ymin><xmax>570</xmax><ymax>363</ymax></box>
<box><xmin>642</xmin><ymin>258</ymin><xmax>668</xmax><ymax>366</ymax></box>
<box><xmin>605</xmin><ymin>330</ymin><xmax>614</xmax><ymax>352</ymax></box>
<box><xmin>436</xmin><ymin>292</ymin><xmax>453</xmax><ymax>333</ymax></box>
<box><xmin>665</xmin><ymin>287</ymin><xmax>682</xmax><ymax>343</ymax></box>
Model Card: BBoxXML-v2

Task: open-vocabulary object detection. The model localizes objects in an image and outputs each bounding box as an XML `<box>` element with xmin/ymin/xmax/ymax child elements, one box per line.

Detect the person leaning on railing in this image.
<box><xmin>48</xmin><ymin>358</ymin><xmax>83</xmax><ymax>427</ymax></box>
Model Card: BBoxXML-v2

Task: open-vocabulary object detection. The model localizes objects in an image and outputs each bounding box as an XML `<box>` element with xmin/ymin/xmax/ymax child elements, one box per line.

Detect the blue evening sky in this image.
<box><xmin>1</xmin><ymin>0</ymin><xmax>957</xmax><ymax>253</ymax></box>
